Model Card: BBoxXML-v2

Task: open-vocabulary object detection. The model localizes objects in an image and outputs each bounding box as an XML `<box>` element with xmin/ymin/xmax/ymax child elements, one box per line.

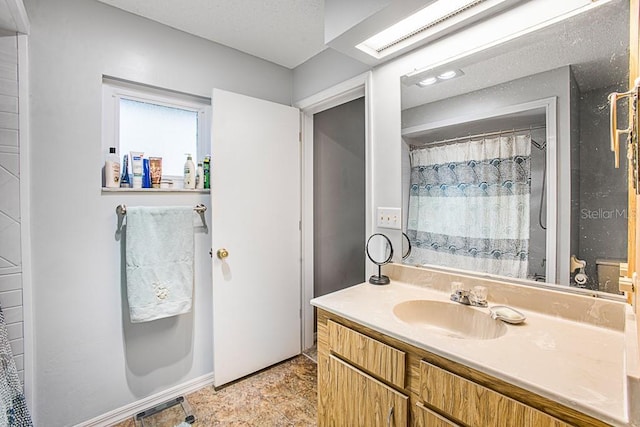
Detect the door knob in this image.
<box><xmin>217</xmin><ymin>248</ymin><xmax>229</xmax><ymax>259</ymax></box>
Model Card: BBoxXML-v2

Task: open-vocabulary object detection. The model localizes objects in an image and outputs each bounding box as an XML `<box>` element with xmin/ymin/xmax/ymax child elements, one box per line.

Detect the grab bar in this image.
<box><xmin>116</xmin><ymin>204</ymin><xmax>207</xmax><ymax>216</ymax></box>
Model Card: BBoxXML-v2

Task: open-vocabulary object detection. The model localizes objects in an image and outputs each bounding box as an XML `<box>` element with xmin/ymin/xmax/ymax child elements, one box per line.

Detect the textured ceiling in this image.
<box><xmin>96</xmin><ymin>0</ymin><xmax>326</xmax><ymax>69</ymax></box>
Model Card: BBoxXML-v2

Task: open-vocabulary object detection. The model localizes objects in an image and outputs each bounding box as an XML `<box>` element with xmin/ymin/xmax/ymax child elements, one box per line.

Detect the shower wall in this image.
<box><xmin>528</xmin><ymin>128</ymin><xmax>547</xmax><ymax>280</ymax></box>
<box><xmin>577</xmin><ymin>83</ymin><xmax>628</xmax><ymax>290</ymax></box>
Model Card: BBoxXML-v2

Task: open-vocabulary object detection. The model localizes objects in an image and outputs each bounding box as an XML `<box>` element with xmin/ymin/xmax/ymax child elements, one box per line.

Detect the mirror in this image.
<box><xmin>400</xmin><ymin>1</ymin><xmax>629</xmax><ymax>295</ymax></box>
<box><xmin>366</xmin><ymin>233</ymin><xmax>393</xmax><ymax>285</ymax></box>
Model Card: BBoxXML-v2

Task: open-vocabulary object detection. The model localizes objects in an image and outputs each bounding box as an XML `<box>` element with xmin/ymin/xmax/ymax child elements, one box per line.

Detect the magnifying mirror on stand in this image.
<box><xmin>401</xmin><ymin>232</ymin><xmax>412</xmax><ymax>260</ymax></box>
<box><xmin>366</xmin><ymin>233</ymin><xmax>393</xmax><ymax>285</ymax></box>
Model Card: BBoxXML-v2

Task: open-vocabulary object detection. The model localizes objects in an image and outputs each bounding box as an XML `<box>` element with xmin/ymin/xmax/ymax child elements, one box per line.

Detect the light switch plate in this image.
<box><xmin>377</xmin><ymin>207</ymin><xmax>401</xmax><ymax>229</ymax></box>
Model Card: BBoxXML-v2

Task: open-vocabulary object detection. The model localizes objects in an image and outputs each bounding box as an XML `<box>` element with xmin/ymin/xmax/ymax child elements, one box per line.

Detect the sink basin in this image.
<box><xmin>393</xmin><ymin>300</ymin><xmax>508</xmax><ymax>340</ymax></box>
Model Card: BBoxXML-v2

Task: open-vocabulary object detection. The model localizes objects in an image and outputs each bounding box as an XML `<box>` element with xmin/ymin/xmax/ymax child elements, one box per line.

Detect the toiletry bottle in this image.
<box><xmin>130</xmin><ymin>151</ymin><xmax>144</xmax><ymax>189</ymax></box>
<box><xmin>183</xmin><ymin>154</ymin><xmax>195</xmax><ymax>189</ymax></box>
<box><xmin>120</xmin><ymin>154</ymin><xmax>131</xmax><ymax>188</ymax></box>
<box><xmin>142</xmin><ymin>158</ymin><xmax>151</xmax><ymax>188</ymax></box>
<box><xmin>203</xmin><ymin>155</ymin><xmax>211</xmax><ymax>189</ymax></box>
<box><xmin>105</xmin><ymin>147</ymin><xmax>120</xmax><ymax>188</ymax></box>
<box><xmin>196</xmin><ymin>162</ymin><xmax>204</xmax><ymax>189</ymax></box>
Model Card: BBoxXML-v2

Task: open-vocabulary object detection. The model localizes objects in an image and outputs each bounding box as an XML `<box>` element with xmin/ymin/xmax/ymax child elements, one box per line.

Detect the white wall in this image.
<box><xmin>292</xmin><ymin>48</ymin><xmax>370</xmax><ymax>103</ymax></box>
<box><xmin>24</xmin><ymin>0</ymin><xmax>292</xmax><ymax>425</ymax></box>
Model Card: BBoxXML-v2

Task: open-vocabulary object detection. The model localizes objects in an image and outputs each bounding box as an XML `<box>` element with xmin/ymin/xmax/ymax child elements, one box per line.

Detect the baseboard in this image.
<box><xmin>76</xmin><ymin>372</ymin><xmax>215</xmax><ymax>427</ymax></box>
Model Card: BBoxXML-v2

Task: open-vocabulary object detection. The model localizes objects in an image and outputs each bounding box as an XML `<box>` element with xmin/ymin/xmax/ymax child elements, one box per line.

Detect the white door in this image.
<box><xmin>211</xmin><ymin>88</ymin><xmax>301</xmax><ymax>387</ymax></box>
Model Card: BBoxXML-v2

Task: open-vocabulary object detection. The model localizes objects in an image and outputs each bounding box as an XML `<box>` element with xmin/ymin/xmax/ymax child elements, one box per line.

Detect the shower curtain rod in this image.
<box><xmin>409</xmin><ymin>125</ymin><xmax>547</xmax><ymax>150</ymax></box>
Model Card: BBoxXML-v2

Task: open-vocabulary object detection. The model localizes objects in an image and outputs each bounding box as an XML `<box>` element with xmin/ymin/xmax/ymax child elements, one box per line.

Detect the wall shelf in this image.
<box><xmin>101</xmin><ymin>187</ymin><xmax>210</xmax><ymax>194</ymax></box>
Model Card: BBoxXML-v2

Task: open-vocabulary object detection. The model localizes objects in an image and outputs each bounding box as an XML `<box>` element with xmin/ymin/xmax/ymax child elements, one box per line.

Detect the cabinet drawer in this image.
<box><xmin>327</xmin><ymin>355</ymin><xmax>408</xmax><ymax>427</ymax></box>
<box><xmin>415</xmin><ymin>402</ymin><xmax>460</xmax><ymax>427</ymax></box>
<box><xmin>419</xmin><ymin>360</ymin><xmax>570</xmax><ymax>427</ymax></box>
<box><xmin>328</xmin><ymin>320</ymin><xmax>406</xmax><ymax>388</ymax></box>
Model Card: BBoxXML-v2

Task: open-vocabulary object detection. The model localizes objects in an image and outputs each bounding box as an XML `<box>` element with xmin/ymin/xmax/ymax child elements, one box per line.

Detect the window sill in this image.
<box><xmin>102</xmin><ymin>187</ymin><xmax>210</xmax><ymax>194</ymax></box>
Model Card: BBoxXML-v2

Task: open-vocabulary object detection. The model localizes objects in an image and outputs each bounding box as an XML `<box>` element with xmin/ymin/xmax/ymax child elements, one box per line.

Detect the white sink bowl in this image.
<box><xmin>393</xmin><ymin>300</ymin><xmax>508</xmax><ymax>340</ymax></box>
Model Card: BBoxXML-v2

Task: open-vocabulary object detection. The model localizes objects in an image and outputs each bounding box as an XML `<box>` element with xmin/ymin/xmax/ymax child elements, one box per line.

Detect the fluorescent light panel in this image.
<box><xmin>356</xmin><ymin>0</ymin><xmax>513</xmax><ymax>59</ymax></box>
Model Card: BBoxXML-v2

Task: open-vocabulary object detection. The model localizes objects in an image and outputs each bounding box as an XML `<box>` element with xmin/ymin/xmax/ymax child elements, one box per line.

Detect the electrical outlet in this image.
<box><xmin>377</xmin><ymin>207</ymin><xmax>401</xmax><ymax>229</ymax></box>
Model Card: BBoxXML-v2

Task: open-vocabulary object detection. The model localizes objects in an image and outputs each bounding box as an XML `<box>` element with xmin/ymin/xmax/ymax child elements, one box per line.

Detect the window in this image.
<box><xmin>102</xmin><ymin>77</ymin><xmax>211</xmax><ymax>184</ymax></box>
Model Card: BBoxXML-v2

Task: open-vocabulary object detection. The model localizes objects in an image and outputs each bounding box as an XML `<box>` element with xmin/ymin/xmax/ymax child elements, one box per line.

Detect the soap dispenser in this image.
<box><xmin>183</xmin><ymin>154</ymin><xmax>195</xmax><ymax>189</ymax></box>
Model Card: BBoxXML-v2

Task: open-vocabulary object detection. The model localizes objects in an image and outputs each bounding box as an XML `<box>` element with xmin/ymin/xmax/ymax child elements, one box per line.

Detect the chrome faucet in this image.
<box><xmin>450</xmin><ymin>288</ymin><xmax>487</xmax><ymax>307</ymax></box>
<box><xmin>450</xmin><ymin>289</ymin><xmax>471</xmax><ymax>305</ymax></box>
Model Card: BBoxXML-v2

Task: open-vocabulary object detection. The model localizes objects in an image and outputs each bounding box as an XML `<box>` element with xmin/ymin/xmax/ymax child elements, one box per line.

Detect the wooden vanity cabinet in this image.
<box><xmin>326</xmin><ymin>354</ymin><xmax>408</xmax><ymax>426</ymax></box>
<box><xmin>317</xmin><ymin>308</ymin><xmax>609</xmax><ymax>427</ymax></box>
<box><xmin>319</xmin><ymin>318</ymin><xmax>409</xmax><ymax>426</ymax></box>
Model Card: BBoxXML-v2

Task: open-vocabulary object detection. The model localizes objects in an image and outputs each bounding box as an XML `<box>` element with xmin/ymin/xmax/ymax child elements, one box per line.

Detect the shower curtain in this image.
<box><xmin>406</xmin><ymin>134</ymin><xmax>531</xmax><ymax>278</ymax></box>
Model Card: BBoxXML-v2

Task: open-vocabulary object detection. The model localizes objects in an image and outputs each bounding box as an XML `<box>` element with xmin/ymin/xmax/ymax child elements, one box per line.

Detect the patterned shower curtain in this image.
<box><xmin>0</xmin><ymin>304</ymin><xmax>31</xmax><ymax>426</ymax></box>
<box><xmin>406</xmin><ymin>134</ymin><xmax>531</xmax><ymax>278</ymax></box>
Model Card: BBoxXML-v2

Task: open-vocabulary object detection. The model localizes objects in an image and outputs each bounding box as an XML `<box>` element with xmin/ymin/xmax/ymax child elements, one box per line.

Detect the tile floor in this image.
<box><xmin>112</xmin><ymin>353</ymin><xmax>317</xmax><ymax>426</ymax></box>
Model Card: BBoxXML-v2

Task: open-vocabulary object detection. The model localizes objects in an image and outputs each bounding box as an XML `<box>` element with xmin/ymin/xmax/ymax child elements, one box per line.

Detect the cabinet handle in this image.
<box><xmin>387</xmin><ymin>406</ymin><xmax>394</xmax><ymax>427</ymax></box>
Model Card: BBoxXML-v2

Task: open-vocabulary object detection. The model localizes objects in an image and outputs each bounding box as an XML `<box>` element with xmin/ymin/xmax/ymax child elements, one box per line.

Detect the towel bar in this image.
<box><xmin>116</xmin><ymin>204</ymin><xmax>207</xmax><ymax>216</ymax></box>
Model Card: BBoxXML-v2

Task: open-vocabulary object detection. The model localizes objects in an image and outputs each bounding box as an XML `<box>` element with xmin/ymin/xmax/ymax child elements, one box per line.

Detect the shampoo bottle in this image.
<box><xmin>196</xmin><ymin>162</ymin><xmax>204</xmax><ymax>189</ymax></box>
<box><xmin>120</xmin><ymin>154</ymin><xmax>130</xmax><ymax>188</ymax></box>
<box><xmin>105</xmin><ymin>147</ymin><xmax>121</xmax><ymax>188</ymax></box>
<box><xmin>183</xmin><ymin>154</ymin><xmax>195</xmax><ymax>189</ymax></box>
<box><xmin>203</xmin><ymin>155</ymin><xmax>211</xmax><ymax>189</ymax></box>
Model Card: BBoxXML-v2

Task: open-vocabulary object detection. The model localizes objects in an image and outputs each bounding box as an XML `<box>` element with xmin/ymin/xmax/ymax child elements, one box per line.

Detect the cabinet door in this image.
<box><xmin>324</xmin><ymin>355</ymin><xmax>408</xmax><ymax>427</ymax></box>
<box><xmin>419</xmin><ymin>361</ymin><xmax>570</xmax><ymax>427</ymax></box>
<box><xmin>415</xmin><ymin>402</ymin><xmax>460</xmax><ymax>427</ymax></box>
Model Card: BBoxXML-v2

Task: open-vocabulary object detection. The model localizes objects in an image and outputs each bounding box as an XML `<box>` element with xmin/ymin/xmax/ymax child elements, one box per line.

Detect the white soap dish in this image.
<box><xmin>489</xmin><ymin>306</ymin><xmax>526</xmax><ymax>324</ymax></box>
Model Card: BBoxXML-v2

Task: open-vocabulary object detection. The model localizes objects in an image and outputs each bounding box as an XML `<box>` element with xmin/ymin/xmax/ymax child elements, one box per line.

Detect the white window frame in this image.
<box><xmin>102</xmin><ymin>78</ymin><xmax>211</xmax><ymax>181</ymax></box>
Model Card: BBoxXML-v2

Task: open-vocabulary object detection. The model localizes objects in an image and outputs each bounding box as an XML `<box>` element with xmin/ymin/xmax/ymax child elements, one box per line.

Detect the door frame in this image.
<box><xmin>295</xmin><ymin>72</ymin><xmax>373</xmax><ymax>351</ymax></box>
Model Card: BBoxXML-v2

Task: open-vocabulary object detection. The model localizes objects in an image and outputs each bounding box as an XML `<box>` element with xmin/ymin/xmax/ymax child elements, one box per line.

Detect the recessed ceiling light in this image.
<box><xmin>356</xmin><ymin>0</ymin><xmax>517</xmax><ymax>59</ymax></box>
<box><xmin>417</xmin><ymin>77</ymin><xmax>438</xmax><ymax>87</ymax></box>
<box><xmin>437</xmin><ymin>70</ymin><xmax>458</xmax><ymax>80</ymax></box>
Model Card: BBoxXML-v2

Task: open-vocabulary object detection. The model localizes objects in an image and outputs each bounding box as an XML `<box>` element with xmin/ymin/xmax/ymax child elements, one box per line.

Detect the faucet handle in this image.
<box><xmin>470</xmin><ymin>286</ymin><xmax>488</xmax><ymax>307</ymax></box>
<box><xmin>450</xmin><ymin>281</ymin><xmax>464</xmax><ymax>294</ymax></box>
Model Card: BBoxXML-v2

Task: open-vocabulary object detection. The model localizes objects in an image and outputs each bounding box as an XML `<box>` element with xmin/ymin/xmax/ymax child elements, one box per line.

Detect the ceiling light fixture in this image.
<box><xmin>437</xmin><ymin>70</ymin><xmax>458</xmax><ymax>79</ymax></box>
<box><xmin>356</xmin><ymin>0</ymin><xmax>518</xmax><ymax>60</ymax></box>
<box><xmin>417</xmin><ymin>77</ymin><xmax>439</xmax><ymax>87</ymax></box>
<box><xmin>414</xmin><ymin>69</ymin><xmax>465</xmax><ymax>88</ymax></box>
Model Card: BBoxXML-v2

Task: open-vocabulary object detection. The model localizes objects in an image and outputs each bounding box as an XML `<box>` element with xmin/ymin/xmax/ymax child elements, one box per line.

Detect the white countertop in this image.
<box><xmin>311</xmin><ymin>280</ymin><xmax>627</xmax><ymax>426</ymax></box>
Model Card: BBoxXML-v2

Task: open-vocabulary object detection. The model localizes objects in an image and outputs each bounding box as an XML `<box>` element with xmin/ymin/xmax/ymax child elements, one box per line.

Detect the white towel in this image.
<box><xmin>125</xmin><ymin>206</ymin><xmax>194</xmax><ymax>323</ymax></box>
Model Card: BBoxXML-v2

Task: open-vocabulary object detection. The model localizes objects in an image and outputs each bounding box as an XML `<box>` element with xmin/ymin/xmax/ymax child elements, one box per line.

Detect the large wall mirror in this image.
<box><xmin>400</xmin><ymin>0</ymin><xmax>629</xmax><ymax>295</ymax></box>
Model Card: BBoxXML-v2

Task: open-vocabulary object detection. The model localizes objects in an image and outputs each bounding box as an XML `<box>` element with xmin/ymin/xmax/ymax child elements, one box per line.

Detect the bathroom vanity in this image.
<box><xmin>311</xmin><ymin>264</ymin><xmax>637</xmax><ymax>426</ymax></box>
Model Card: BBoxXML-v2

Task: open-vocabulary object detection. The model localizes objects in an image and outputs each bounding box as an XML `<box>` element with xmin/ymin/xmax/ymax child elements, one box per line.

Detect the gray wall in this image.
<box><xmin>0</xmin><ymin>34</ymin><xmax>24</xmax><ymax>383</ymax></box>
<box><xmin>292</xmin><ymin>48</ymin><xmax>370</xmax><ymax>103</ymax></box>
<box><xmin>578</xmin><ymin>83</ymin><xmax>628</xmax><ymax>290</ymax></box>
<box><xmin>570</xmin><ymin>70</ymin><xmax>581</xmax><ymax>284</ymax></box>
<box><xmin>313</xmin><ymin>97</ymin><xmax>366</xmax><ymax>297</ymax></box>
<box><xmin>402</xmin><ymin>67</ymin><xmax>572</xmax><ymax>283</ymax></box>
<box><xmin>25</xmin><ymin>0</ymin><xmax>292</xmax><ymax>424</ymax></box>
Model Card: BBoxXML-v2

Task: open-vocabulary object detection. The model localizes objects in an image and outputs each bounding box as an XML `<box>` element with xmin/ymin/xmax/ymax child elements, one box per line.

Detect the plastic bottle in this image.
<box><xmin>196</xmin><ymin>162</ymin><xmax>204</xmax><ymax>189</ymax></box>
<box><xmin>183</xmin><ymin>154</ymin><xmax>196</xmax><ymax>189</ymax></box>
<box><xmin>203</xmin><ymin>155</ymin><xmax>211</xmax><ymax>189</ymax></box>
<box><xmin>142</xmin><ymin>158</ymin><xmax>151</xmax><ymax>188</ymax></box>
<box><xmin>105</xmin><ymin>147</ymin><xmax>121</xmax><ymax>188</ymax></box>
<box><xmin>120</xmin><ymin>154</ymin><xmax>130</xmax><ymax>188</ymax></box>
